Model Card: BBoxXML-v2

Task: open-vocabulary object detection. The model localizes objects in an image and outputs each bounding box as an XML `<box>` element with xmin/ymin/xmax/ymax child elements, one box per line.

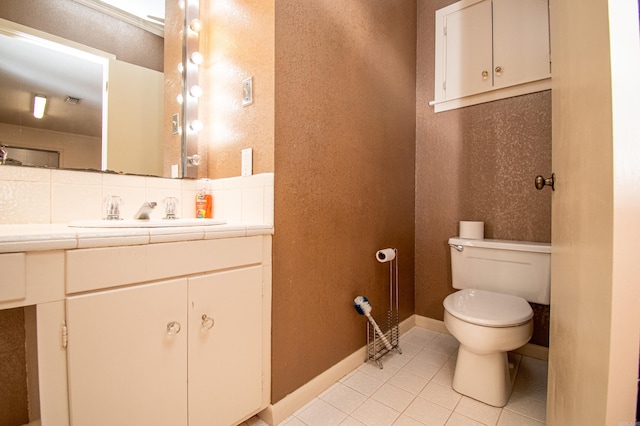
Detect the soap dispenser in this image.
<box><xmin>195</xmin><ymin>179</ymin><xmax>213</xmax><ymax>218</ymax></box>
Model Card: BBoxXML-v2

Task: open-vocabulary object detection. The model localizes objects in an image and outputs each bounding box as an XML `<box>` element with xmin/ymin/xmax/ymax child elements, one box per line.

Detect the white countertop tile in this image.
<box><xmin>0</xmin><ymin>223</ymin><xmax>273</xmax><ymax>253</ymax></box>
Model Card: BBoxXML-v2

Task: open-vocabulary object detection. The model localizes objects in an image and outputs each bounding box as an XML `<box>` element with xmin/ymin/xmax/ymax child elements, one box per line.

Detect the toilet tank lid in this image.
<box><xmin>449</xmin><ymin>237</ymin><xmax>551</xmax><ymax>254</ymax></box>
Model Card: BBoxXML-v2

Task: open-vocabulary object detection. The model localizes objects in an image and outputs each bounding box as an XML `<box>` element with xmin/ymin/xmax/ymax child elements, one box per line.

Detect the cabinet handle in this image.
<box><xmin>201</xmin><ymin>314</ymin><xmax>215</xmax><ymax>330</ymax></box>
<box><xmin>495</xmin><ymin>66</ymin><xmax>503</xmax><ymax>75</ymax></box>
<box><xmin>166</xmin><ymin>321</ymin><xmax>182</xmax><ymax>335</ymax></box>
<box><xmin>482</xmin><ymin>70</ymin><xmax>489</xmax><ymax>80</ymax></box>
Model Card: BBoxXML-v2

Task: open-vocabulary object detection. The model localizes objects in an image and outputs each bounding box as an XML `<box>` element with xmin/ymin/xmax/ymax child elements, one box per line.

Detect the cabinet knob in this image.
<box><xmin>166</xmin><ymin>321</ymin><xmax>182</xmax><ymax>335</ymax></box>
<box><xmin>495</xmin><ymin>66</ymin><xmax>503</xmax><ymax>75</ymax></box>
<box><xmin>482</xmin><ymin>70</ymin><xmax>489</xmax><ymax>80</ymax></box>
<box><xmin>201</xmin><ymin>314</ymin><xmax>215</xmax><ymax>330</ymax></box>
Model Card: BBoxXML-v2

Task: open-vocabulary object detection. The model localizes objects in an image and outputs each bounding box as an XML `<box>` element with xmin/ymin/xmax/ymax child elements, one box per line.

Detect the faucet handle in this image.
<box><xmin>103</xmin><ymin>196</ymin><xmax>123</xmax><ymax>220</ymax></box>
<box><xmin>163</xmin><ymin>197</ymin><xmax>179</xmax><ymax>219</ymax></box>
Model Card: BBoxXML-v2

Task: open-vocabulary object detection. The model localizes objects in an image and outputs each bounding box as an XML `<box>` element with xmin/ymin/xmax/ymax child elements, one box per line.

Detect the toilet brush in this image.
<box><xmin>354</xmin><ymin>296</ymin><xmax>393</xmax><ymax>351</ymax></box>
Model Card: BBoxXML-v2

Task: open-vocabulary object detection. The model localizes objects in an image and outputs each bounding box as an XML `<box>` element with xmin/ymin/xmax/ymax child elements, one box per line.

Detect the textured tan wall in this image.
<box><xmin>202</xmin><ymin>0</ymin><xmax>275</xmax><ymax>179</ymax></box>
<box><xmin>416</xmin><ymin>0</ymin><xmax>552</xmax><ymax>345</ymax></box>
<box><xmin>0</xmin><ymin>0</ymin><xmax>163</xmax><ymax>72</ymax></box>
<box><xmin>272</xmin><ymin>0</ymin><xmax>416</xmax><ymax>403</ymax></box>
<box><xmin>0</xmin><ymin>308</ymin><xmax>28</xmax><ymax>426</ymax></box>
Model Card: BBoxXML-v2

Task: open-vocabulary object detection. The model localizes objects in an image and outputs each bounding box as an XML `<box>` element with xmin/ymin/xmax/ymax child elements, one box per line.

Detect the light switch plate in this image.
<box><xmin>171</xmin><ymin>113</ymin><xmax>180</xmax><ymax>134</ymax></box>
<box><xmin>241</xmin><ymin>148</ymin><xmax>253</xmax><ymax>176</ymax></box>
<box><xmin>242</xmin><ymin>77</ymin><xmax>253</xmax><ymax>106</ymax></box>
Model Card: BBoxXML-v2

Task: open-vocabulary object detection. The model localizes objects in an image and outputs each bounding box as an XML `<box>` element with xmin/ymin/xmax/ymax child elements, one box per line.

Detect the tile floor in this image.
<box><xmin>243</xmin><ymin>327</ymin><xmax>548</xmax><ymax>426</ymax></box>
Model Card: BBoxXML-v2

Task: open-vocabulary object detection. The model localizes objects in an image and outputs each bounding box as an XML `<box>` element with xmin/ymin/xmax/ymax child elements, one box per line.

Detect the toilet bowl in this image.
<box><xmin>444</xmin><ymin>289</ymin><xmax>533</xmax><ymax>406</ymax></box>
<box><xmin>443</xmin><ymin>237</ymin><xmax>551</xmax><ymax>407</ymax></box>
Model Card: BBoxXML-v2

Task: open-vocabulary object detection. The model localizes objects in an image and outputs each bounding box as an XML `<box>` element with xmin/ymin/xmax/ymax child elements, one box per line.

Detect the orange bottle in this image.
<box><xmin>195</xmin><ymin>179</ymin><xmax>213</xmax><ymax>218</ymax></box>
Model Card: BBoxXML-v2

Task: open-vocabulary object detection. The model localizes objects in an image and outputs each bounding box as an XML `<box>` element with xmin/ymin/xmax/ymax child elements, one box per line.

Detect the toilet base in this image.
<box><xmin>452</xmin><ymin>345</ymin><xmax>519</xmax><ymax>407</ymax></box>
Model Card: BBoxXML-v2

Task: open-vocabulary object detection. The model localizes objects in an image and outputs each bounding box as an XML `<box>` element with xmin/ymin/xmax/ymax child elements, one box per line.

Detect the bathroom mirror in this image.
<box><xmin>0</xmin><ymin>0</ymin><xmax>190</xmax><ymax>178</ymax></box>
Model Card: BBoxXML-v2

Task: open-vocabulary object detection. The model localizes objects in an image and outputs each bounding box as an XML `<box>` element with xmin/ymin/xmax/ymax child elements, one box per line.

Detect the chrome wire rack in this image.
<box><xmin>367</xmin><ymin>249</ymin><xmax>402</xmax><ymax>368</ymax></box>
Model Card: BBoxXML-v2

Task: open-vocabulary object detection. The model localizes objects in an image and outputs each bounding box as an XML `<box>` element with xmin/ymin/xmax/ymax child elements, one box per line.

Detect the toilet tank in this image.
<box><xmin>449</xmin><ymin>237</ymin><xmax>551</xmax><ymax>305</ymax></box>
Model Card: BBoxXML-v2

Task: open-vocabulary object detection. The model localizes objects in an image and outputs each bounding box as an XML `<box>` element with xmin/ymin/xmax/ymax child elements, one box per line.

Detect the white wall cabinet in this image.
<box><xmin>433</xmin><ymin>0</ymin><xmax>551</xmax><ymax>112</ymax></box>
<box><xmin>64</xmin><ymin>236</ymin><xmax>271</xmax><ymax>426</ymax></box>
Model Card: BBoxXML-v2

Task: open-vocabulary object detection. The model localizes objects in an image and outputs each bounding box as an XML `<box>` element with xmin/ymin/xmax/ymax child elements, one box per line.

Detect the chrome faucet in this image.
<box><xmin>0</xmin><ymin>145</ymin><xmax>7</xmax><ymax>165</ymax></box>
<box><xmin>134</xmin><ymin>202</ymin><xmax>157</xmax><ymax>220</ymax></box>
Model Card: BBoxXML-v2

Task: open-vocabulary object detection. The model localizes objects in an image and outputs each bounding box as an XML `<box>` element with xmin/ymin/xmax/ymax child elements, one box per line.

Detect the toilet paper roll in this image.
<box><xmin>376</xmin><ymin>248</ymin><xmax>396</xmax><ymax>263</ymax></box>
<box><xmin>459</xmin><ymin>221</ymin><xmax>484</xmax><ymax>239</ymax></box>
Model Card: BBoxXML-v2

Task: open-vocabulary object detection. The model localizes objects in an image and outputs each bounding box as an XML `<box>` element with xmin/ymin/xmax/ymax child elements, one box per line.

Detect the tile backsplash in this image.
<box><xmin>0</xmin><ymin>166</ymin><xmax>273</xmax><ymax>225</ymax></box>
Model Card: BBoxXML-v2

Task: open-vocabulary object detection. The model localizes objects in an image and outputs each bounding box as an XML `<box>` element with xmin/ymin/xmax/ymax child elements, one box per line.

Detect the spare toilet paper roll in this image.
<box><xmin>459</xmin><ymin>221</ymin><xmax>484</xmax><ymax>239</ymax></box>
<box><xmin>376</xmin><ymin>248</ymin><xmax>396</xmax><ymax>263</ymax></box>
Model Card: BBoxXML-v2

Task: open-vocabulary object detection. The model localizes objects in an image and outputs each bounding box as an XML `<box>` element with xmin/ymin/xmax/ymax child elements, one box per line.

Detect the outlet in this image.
<box><xmin>242</xmin><ymin>77</ymin><xmax>253</xmax><ymax>106</ymax></box>
<box><xmin>241</xmin><ymin>148</ymin><xmax>253</xmax><ymax>176</ymax></box>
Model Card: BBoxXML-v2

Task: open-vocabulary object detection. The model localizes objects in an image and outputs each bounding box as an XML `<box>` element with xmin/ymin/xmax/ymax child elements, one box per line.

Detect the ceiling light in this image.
<box><xmin>33</xmin><ymin>95</ymin><xmax>47</xmax><ymax>119</ymax></box>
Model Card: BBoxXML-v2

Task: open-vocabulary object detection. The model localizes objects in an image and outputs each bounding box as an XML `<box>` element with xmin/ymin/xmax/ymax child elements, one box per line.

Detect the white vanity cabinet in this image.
<box><xmin>64</xmin><ymin>236</ymin><xmax>271</xmax><ymax>426</ymax></box>
<box><xmin>433</xmin><ymin>0</ymin><xmax>551</xmax><ymax>112</ymax></box>
<box><xmin>188</xmin><ymin>266</ymin><xmax>263</xmax><ymax>426</ymax></box>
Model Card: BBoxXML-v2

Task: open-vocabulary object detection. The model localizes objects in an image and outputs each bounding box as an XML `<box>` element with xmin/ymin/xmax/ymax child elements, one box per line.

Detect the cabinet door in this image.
<box><xmin>66</xmin><ymin>279</ymin><xmax>188</xmax><ymax>426</ymax></box>
<box><xmin>188</xmin><ymin>266</ymin><xmax>263</xmax><ymax>426</ymax></box>
<box><xmin>443</xmin><ymin>0</ymin><xmax>493</xmax><ymax>100</ymax></box>
<box><xmin>493</xmin><ymin>0</ymin><xmax>551</xmax><ymax>88</ymax></box>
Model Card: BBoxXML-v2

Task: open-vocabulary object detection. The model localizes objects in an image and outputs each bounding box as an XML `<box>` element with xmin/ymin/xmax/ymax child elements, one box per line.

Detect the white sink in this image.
<box><xmin>68</xmin><ymin>218</ymin><xmax>226</xmax><ymax>228</ymax></box>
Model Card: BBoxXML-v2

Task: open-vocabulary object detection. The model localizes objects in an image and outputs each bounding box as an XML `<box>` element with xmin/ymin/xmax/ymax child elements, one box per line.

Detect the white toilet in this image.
<box><xmin>443</xmin><ymin>237</ymin><xmax>551</xmax><ymax>407</ymax></box>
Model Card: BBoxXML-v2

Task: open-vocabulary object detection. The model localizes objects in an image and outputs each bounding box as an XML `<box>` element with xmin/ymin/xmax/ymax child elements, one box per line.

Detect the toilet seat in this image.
<box><xmin>444</xmin><ymin>289</ymin><xmax>533</xmax><ymax>327</ymax></box>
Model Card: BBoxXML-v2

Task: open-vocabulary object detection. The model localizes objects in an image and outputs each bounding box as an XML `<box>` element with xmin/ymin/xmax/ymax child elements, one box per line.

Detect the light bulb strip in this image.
<box><xmin>182</xmin><ymin>0</ymin><xmax>202</xmax><ymax>178</ymax></box>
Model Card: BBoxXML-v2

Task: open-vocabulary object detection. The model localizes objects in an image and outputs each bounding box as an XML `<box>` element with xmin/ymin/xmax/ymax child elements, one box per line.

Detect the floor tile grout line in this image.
<box><xmin>277</xmin><ymin>328</ymin><xmax>547</xmax><ymax>426</ymax></box>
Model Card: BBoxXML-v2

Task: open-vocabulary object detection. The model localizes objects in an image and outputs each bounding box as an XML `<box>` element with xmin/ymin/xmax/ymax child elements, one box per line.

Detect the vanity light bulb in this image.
<box><xmin>177</xmin><ymin>62</ymin><xmax>184</xmax><ymax>73</ymax></box>
<box><xmin>176</xmin><ymin>94</ymin><xmax>184</xmax><ymax>105</ymax></box>
<box><xmin>189</xmin><ymin>85</ymin><xmax>203</xmax><ymax>98</ymax></box>
<box><xmin>190</xmin><ymin>52</ymin><xmax>204</xmax><ymax>65</ymax></box>
<box><xmin>189</xmin><ymin>19</ymin><xmax>203</xmax><ymax>32</ymax></box>
<box><xmin>190</xmin><ymin>119</ymin><xmax>204</xmax><ymax>133</ymax></box>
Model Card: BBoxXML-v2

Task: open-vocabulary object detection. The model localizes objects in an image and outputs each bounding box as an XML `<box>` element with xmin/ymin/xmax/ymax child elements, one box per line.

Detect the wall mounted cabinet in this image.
<box><xmin>432</xmin><ymin>0</ymin><xmax>551</xmax><ymax>112</ymax></box>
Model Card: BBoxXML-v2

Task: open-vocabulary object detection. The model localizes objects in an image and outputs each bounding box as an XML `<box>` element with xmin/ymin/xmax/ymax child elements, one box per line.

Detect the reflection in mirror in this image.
<box><xmin>0</xmin><ymin>0</ymin><xmax>188</xmax><ymax>178</ymax></box>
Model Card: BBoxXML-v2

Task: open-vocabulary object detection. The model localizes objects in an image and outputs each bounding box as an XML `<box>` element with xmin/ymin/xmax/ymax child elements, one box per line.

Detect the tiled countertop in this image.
<box><xmin>0</xmin><ymin>222</ymin><xmax>274</xmax><ymax>253</ymax></box>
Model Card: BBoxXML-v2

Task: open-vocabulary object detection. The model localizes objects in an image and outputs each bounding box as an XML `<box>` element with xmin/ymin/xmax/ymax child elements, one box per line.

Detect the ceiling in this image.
<box><xmin>99</xmin><ymin>0</ymin><xmax>165</xmax><ymax>23</ymax></box>
<box><xmin>0</xmin><ymin>32</ymin><xmax>104</xmax><ymax>138</ymax></box>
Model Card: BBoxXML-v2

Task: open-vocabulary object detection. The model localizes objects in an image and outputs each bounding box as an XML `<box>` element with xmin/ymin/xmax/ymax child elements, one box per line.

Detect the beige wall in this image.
<box><xmin>272</xmin><ymin>0</ymin><xmax>417</xmax><ymax>403</ymax></box>
<box><xmin>202</xmin><ymin>0</ymin><xmax>275</xmax><ymax>179</ymax></box>
<box><xmin>415</xmin><ymin>0</ymin><xmax>552</xmax><ymax>346</ymax></box>
<box><xmin>0</xmin><ymin>123</ymin><xmax>101</xmax><ymax>170</ymax></box>
<box><xmin>163</xmin><ymin>0</ymin><xmax>183</xmax><ymax>177</ymax></box>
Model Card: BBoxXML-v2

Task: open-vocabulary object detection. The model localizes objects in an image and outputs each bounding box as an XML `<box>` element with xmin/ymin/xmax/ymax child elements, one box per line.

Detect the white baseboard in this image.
<box><xmin>259</xmin><ymin>315</ymin><xmax>416</xmax><ymax>425</ymax></box>
<box><xmin>259</xmin><ymin>315</ymin><xmax>548</xmax><ymax>425</ymax></box>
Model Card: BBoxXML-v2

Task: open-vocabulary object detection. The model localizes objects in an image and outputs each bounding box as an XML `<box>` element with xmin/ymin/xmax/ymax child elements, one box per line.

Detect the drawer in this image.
<box><xmin>66</xmin><ymin>236</ymin><xmax>264</xmax><ymax>294</ymax></box>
